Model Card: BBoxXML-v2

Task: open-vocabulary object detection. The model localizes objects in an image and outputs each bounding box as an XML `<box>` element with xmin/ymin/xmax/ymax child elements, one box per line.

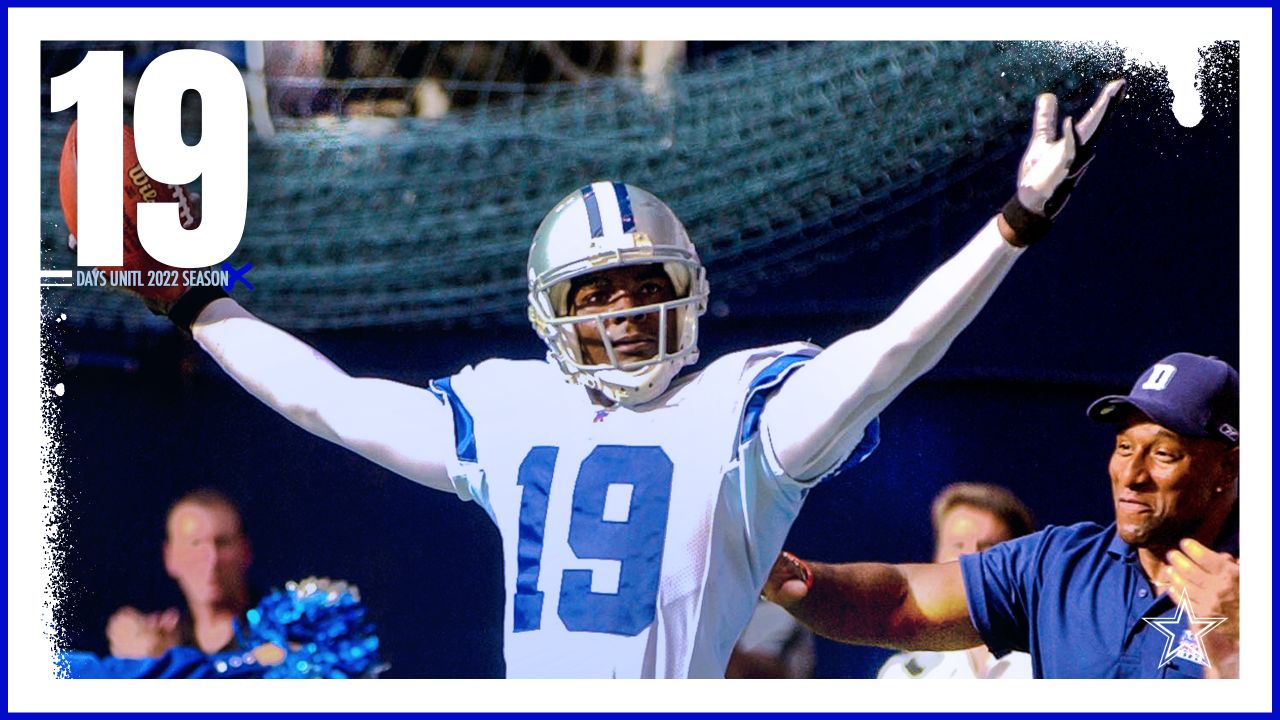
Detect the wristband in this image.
<box><xmin>1000</xmin><ymin>195</ymin><xmax>1052</xmax><ymax>247</ymax></box>
<box><xmin>167</xmin><ymin>285</ymin><xmax>230</xmax><ymax>333</ymax></box>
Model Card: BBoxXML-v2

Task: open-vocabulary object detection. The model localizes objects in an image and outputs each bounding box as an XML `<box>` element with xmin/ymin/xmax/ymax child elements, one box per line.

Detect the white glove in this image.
<box><xmin>1002</xmin><ymin>78</ymin><xmax>1127</xmax><ymax>244</ymax></box>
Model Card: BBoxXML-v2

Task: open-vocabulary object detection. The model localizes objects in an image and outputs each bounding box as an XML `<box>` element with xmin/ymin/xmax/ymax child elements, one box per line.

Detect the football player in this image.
<box><xmin>128</xmin><ymin>80</ymin><xmax>1125</xmax><ymax>677</ymax></box>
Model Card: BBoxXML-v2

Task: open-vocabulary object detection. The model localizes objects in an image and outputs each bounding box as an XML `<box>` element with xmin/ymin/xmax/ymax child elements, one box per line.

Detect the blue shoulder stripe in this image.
<box><xmin>829</xmin><ymin>416</ymin><xmax>880</xmax><ymax>478</ymax></box>
<box><xmin>739</xmin><ymin>351</ymin><xmax>818</xmax><ymax>446</ymax></box>
<box><xmin>428</xmin><ymin>377</ymin><xmax>478</xmax><ymax>464</ymax></box>
<box><xmin>737</xmin><ymin>351</ymin><xmax>882</xmax><ymax>478</ymax></box>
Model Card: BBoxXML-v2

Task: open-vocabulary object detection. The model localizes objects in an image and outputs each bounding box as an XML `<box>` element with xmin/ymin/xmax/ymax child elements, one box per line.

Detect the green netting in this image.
<box><xmin>40</xmin><ymin>41</ymin><xmax>1109</xmax><ymax>331</ymax></box>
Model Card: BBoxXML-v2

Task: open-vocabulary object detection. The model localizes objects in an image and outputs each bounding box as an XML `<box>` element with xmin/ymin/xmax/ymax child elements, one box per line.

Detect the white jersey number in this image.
<box><xmin>51</xmin><ymin>49</ymin><xmax>248</xmax><ymax>268</ymax></box>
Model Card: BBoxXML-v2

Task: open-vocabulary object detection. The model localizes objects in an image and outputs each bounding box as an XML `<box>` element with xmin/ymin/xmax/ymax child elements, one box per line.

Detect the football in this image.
<box><xmin>58</xmin><ymin>121</ymin><xmax>198</xmax><ymax>303</ymax></box>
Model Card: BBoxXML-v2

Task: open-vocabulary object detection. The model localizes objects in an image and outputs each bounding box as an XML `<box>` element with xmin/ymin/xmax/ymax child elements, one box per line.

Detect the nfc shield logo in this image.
<box><xmin>1141</xmin><ymin>363</ymin><xmax>1178</xmax><ymax>391</ymax></box>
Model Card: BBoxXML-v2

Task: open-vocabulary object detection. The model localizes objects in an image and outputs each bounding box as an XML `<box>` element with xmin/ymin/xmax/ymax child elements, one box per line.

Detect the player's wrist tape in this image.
<box><xmin>167</xmin><ymin>285</ymin><xmax>229</xmax><ymax>332</ymax></box>
<box><xmin>1000</xmin><ymin>195</ymin><xmax>1052</xmax><ymax>247</ymax></box>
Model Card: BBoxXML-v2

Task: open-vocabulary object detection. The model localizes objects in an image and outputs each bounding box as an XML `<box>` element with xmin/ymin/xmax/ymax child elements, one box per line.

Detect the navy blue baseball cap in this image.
<box><xmin>1087</xmin><ymin>353</ymin><xmax>1239</xmax><ymax>445</ymax></box>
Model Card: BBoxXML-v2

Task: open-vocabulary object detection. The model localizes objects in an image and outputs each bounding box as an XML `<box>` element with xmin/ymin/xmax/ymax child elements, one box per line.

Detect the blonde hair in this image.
<box><xmin>930</xmin><ymin>482</ymin><xmax>1035</xmax><ymax>542</ymax></box>
<box><xmin>165</xmin><ymin>488</ymin><xmax>244</xmax><ymax>539</ymax></box>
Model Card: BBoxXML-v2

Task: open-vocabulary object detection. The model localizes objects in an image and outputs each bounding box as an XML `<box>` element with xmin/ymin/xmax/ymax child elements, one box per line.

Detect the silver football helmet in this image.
<box><xmin>527</xmin><ymin>182</ymin><xmax>709</xmax><ymax>407</ymax></box>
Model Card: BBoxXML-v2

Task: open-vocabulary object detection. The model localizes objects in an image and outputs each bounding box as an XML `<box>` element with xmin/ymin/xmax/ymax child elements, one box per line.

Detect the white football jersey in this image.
<box><xmin>427</xmin><ymin>342</ymin><xmax>879</xmax><ymax>678</ymax></box>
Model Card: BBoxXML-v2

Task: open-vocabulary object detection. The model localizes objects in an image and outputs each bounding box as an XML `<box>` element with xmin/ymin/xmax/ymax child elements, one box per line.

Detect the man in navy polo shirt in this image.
<box><xmin>762</xmin><ymin>353</ymin><xmax>1240</xmax><ymax>678</ymax></box>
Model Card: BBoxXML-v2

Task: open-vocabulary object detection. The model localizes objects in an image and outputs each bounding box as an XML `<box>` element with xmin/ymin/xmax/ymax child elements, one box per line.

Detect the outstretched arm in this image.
<box><xmin>61</xmin><ymin>127</ymin><xmax>457</xmax><ymax>493</ymax></box>
<box><xmin>761</xmin><ymin>80</ymin><xmax>1126</xmax><ymax>481</ymax></box>
<box><xmin>192</xmin><ymin>298</ymin><xmax>455</xmax><ymax>492</ymax></box>
<box><xmin>762</xmin><ymin>553</ymin><xmax>979</xmax><ymax>651</ymax></box>
<box><xmin>761</xmin><ymin>214</ymin><xmax>1021</xmax><ymax>479</ymax></box>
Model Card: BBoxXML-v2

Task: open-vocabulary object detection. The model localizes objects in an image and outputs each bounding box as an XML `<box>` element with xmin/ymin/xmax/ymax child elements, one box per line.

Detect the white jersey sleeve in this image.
<box><xmin>762</xmin><ymin>217</ymin><xmax>1021</xmax><ymax>480</ymax></box>
<box><xmin>422</xmin><ymin>357</ymin><xmax>577</xmax><ymax>516</ymax></box>
<box><xmin>192</xmin><ymin>297</ymin><xmax>456</xmax><ymax>491</ymax></box>
<box><xmin>424</xmin><ymin>345</ymin><xmax>878</xmax><ymax>678</ymax></box>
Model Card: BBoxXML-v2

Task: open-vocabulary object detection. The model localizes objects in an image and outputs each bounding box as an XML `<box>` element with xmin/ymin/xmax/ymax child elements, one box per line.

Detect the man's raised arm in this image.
<box><xmin>190</xmin><ymin>298</ymin><xmax>455</xmax><ymax>492</ymax></box>
<box><xmin>761</xmin><ymin>80</ymin><xmax>1126</xmax><ymax>481</ymax></box>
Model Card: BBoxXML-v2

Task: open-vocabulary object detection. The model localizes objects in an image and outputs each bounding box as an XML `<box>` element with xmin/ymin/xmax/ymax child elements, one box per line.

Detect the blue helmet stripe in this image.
<box><xmin>612</xmin><ymin>182</ymin><xmax>636</xmax><ymax>234</ymax></box>
<box><xmin>580</xmin><ymin>184</ymin><xmax>604</xmax><ymax>238</ymax></box>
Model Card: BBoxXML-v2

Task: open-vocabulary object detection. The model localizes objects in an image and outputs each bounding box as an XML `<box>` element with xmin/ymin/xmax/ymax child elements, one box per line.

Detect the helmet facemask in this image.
<box><xmin>527</xmin><ymin>183</ymin><xmax>709</xmax><ymax>407</ymax></box>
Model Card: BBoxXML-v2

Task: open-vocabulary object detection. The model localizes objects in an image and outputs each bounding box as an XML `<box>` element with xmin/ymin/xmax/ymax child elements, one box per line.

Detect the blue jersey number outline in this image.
<box><xmin>513</xmin><ymin>445</ymin><xmax>673</xmax><ymax>636</ymax></box>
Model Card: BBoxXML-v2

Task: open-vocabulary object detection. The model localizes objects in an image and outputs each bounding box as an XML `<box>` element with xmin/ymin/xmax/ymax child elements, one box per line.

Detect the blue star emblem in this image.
<box><xmin>1142</xmin><ymin>588</ymin><xmax>1228</xmax><ymax>669</ymax></box>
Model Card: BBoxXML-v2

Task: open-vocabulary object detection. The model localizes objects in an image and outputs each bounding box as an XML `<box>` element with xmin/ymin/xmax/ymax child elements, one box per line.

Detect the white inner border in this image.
<box><xmin>8</xmin><ymin>7</ymin><xmax>1273</xmax><ymax>713</ymax></box>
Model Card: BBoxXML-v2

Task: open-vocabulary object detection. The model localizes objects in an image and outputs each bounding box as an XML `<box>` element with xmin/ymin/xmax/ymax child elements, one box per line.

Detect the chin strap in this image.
<box><xmin>589</xmin><ymin>361</ymin><xmax>683</xmax><ymax>408</ymax></box>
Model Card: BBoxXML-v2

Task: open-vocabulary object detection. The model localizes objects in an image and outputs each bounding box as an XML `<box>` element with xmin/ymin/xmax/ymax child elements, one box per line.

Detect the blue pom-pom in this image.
<box><xmin>234</xmin><ymin>577</ymin><xmax>382</xmax><ymax>679</ymax></box>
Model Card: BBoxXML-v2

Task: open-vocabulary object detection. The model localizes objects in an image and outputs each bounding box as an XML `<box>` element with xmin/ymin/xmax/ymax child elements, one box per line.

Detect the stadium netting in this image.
<box><xmin>40</xmin><ymin>41</ymin><xmax>1126</xmax><ymax>331</ymax></box>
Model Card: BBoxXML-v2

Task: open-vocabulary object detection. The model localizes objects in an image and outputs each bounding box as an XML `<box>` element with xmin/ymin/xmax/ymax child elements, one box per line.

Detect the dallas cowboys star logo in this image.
<box><xmin>1142</xmin><ymin>588</ymin><xmax>1228</xmax><ymax>669</ymax></box>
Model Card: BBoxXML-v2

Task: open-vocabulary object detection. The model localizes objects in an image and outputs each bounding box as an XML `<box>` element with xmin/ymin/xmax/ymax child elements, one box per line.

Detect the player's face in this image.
<box><xmin>933</xmin><ymin>505</ymin><xmax>1014</xmax><ymax>563</ymax></box>
<box><xmin>569</xmin><ymin>264</ymin><xmax>680</xmax><ymax>366</ymax></box>
<box><xmin>1109</xmin><ymin>415</ymin><xmax>1236</xmax><ymax>549</ymax></box>
<box><xmin>164</xmin><ymin>502</ymin><xmax>251</xmax><ymax>610</ymax></box>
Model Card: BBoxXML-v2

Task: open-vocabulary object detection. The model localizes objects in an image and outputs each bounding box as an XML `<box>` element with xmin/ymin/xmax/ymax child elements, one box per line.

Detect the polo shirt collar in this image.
<box><xmin>1104</xmin><ymin>524</ymin><xmax>1136</xmax><ymax>561</ymax></box>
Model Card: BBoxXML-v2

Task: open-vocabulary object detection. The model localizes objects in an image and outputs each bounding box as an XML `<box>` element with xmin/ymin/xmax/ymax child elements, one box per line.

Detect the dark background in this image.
<box><xmin>46</xmin><ymin>63</ymin><xmax>1240</xmax><ymax>679</ymax></box>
